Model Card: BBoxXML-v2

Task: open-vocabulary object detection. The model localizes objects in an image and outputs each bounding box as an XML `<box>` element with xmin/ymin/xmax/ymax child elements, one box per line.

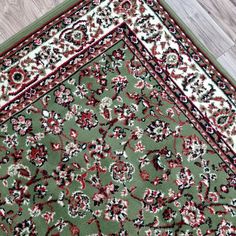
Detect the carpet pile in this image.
<box><xmin>0</xmin><ymin>0</ymin><xmax>235</xmax><ymax>235</ymax></box>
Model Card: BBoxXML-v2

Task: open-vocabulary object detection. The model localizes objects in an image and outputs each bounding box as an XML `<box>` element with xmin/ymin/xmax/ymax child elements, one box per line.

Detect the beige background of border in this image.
<box><xmin>0</xmin><ymin>0</ymin><xmax>235</xmax><ymax>84</ymax></box>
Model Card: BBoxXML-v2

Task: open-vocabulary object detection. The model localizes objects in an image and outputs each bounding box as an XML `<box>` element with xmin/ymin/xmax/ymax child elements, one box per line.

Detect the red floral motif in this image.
<box><xmin>162</xmin><ymin>47</ymin><xmax>183</xmax><ymax>68</ymax></box>
<box><xmin>112</xmin><ymin>49</ymin><xmax>125</xmax><ymax>60</ymax></box>
<box><xmin>115</xmin><ymin>0</ymin><xmax>139</xmax><ymax>19</ymax></box>
<box><xmin>42</xmin><ymin>211</ymin><xmax>55</xmax><ymax>224</ymax></box>
<box><xmin>211</xmin><ymin>107</ymin><xmax>235</xmax><ymax>132</ymax></box>
<box><xmin>68</xmin><ymin>191</ymin><xmax>90</xmax><ymax>218</ymax></box>
<box><xmin>34</xmin><ymin>184</ymin><xmax>48</xmax><ymax>199</ymax></box>
<box><xmin>104</xmin><ymin>198</ymin><xmax>128</xmax><ymax>222</ymax></box>
<box><xmin>110</xmin><ymin>126</ymin><xmax>127</xmax><ymax>139</ymax></box>
<box><xmin>8</xmin><ymin>67</ymin><xmax>29</xmax><ymax>90</ymax></box>
<box><xmin>162</xmin><ymin>207</ymin><xmax>176</xmax><ymax>222</ymax></box>
<box><xmin>41</xmin><ymin>110</ymin><xmax>64</xmax><ymax>135</ymax></box>
<box><xmin>13</xmin><ymin>219</ymin><xmax>37</xmax><ymax>236</ymax></box>
<box><xmin>183</xmin><ymin>135</ymin><xmax>207</xmax><ymax>161</ymax></box>
<box><xmin>143</xmin><ymin>189</ymin><xmax>166</xmax><ymax>213</ymax></box>
<box><xmin>216</xmin><ymin>219</ymin><xmax>236</xmax><ymax>235</ymax></box>
<box><xmin>112</xmin><ymin>75</ymin><xmax>128</xmax><ymax>92</ymax></box>
<box><xmin>88</xmin><ymin>138</ymin><xmax>111</xmax><ymax>159</ymax></box>
<box><xmin>73</xmin><ymin>84</ymin><xmax>88</xmax><ymax>98</ymax></box>
<box><xmin>76</xmin><ymin>109</ymin><xmax>98</xmax><ymax>130</ymax></box>
<box><xmin>92</xmin><ymin>183</ymin><xmax>118</xmax><ymax>206</ymax></box>
<box><xmin>52</xmin><ymin>164</ymin><xmax>75</xmax><ymax>188</ymax></box>
<box><xmin>11</xmin><ymin>115</ymin><xmax>32</xmax><ymax>136</ymax></box>
<box><xmin>180</xmin><ymin>201</ymin><xmax>205</xmax><ymax>228</ymax></box>
<box><xmin>27</xmin><ymin>144</ymin><xmax>48</xmax><ymax>167</ymax></box>
<box><xmin>6</xmin><ymin>181</ymin><xmax>30</xmax><ymax>206</ymax></box>
<box><xmin>145</xmin><ymin>119</ymin><xmax>172</xmax><ymax>142</ymax></box>
<box><xmin>63</xmin><ymin>142</ymin><xmax>83</xmax><ymax>161</ymax></box>
<box><xmin>114</xmin><ymin>103</ymin><xmax>138</xmax><ymax>125</ymax></box>
<box><xmin>109</xmin><ymin>160</ymin><xmax>135</xmax><ymax>182</ymax></box>
<box><xmin>61</xmin><ymin>21</ymin><xmax>88</xmax><ymax>48</ymax></box>
<box><xmin>176</xmin><ymin>167</ymin><xmax>194</xmax><ymax>189</ymax></box>
<box><xmin>54</xmin><ymin>85</ymin><xmax>74</xmax><ymax>107</ymax></box>
<box><xmin>96</xmin><ymin>6</ymin><xmax>118</xmax><ymax>28</ymax></box>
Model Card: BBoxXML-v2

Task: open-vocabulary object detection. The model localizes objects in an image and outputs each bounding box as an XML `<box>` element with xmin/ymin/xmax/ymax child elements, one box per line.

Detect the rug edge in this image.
<box><xmin>0</xmin><ymin>0</ymin><xmax>79</xmax><ymax>54</ymax></box>
<box><xmin>159</xmin><ymin>0</ymin><xmax>236</xmax><ymax>86</ymax></box>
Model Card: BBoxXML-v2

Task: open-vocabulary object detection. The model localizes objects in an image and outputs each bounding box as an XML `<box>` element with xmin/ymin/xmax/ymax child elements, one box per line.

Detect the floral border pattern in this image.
<box><xmin>0</xmin><ymin>2</ymin><xmax>235</xmax><ymax>159</ymax></box>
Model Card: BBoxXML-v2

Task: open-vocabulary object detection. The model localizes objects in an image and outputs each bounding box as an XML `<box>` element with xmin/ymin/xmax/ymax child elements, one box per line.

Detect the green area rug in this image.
<box><xmin>0</xmin><ymin>0</ymin><xmax>235</xmax><ymax>235</ymax></box>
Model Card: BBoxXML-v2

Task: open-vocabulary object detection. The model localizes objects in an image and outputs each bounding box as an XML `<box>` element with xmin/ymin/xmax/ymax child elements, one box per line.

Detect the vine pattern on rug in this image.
<box><xmin>0</xmin><ymin>41</ymin><xmax>235</xmax><ymax>235</ymax></box>
<box><xmin>0</xmin><ymin>0</ymin><xmax>235</xmax><ymax>152</ymax></box>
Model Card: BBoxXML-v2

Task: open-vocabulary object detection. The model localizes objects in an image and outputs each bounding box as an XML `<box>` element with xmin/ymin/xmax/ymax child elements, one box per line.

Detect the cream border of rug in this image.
<box><xmin>0</xmin><ymin>0</ymin><xmax>235</xmax><ymax>84</ymax></box>
<box><xmin>160</xmin><ymin>0</ymin><xmax>236</xmax><ymax>84</ymax></box>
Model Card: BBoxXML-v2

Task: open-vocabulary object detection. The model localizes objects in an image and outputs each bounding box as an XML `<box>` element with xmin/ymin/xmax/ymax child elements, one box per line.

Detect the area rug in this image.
<box><xmin>0</xmin><ymin>0</ymin><xmax>235</xmax><ymax>235</ymax></box>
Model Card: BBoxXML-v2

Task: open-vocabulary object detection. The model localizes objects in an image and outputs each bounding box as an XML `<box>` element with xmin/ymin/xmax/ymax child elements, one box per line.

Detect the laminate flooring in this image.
<box><xmin>166</xmin><ymin>0</ymin><xmax>236</xmax><ymax>80</ymax></box>
<box><xmin>0</xmin><ymin>0</ymin><xmax>63</xmax><ymax>43</ymax></box>
<box><xmin>0</xmin><ymin>0</ymin><xmax>236</xmax><ymax>80</ymax></box>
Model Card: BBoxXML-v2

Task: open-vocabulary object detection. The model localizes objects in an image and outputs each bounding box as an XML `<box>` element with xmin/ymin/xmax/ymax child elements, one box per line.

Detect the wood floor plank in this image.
<box><xmin>230</xmin><ymin>0</ymin><xmax>236</xmax><ymax>6</ymax></box>
<box><xmin>0</xmin><ymin>0</ymin><xmax>64</xmax><ymax>44</ymax></box>
<box><xmin>197</xmin><ymin>0</ymin><xmax>236</xmax><ymax>41</ymax></box>
<box><xmin>218</xmin><ymin>45</ymin><xmax>236</xmax><ymax>80</ymax></box>
<box><xmin>165</xmin><ymin>0</ymin><xmax>234</xmax><ymax>57</ymax></box>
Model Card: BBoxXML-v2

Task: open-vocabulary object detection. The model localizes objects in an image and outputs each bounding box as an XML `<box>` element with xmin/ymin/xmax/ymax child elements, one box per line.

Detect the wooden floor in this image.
<box><xmin>165</xmin><ymin>0</ymin><xmax>236</xmax><ymax>80</ymax></box>
<box><xmin>0</xmin><ymin>0</ymin><xmax>236</xmax><ymax>80</ymax></box>
<box><xmin>0</xmin><ymin>0</ymin><xmax>64</xmax><ymax>42</ymax></box>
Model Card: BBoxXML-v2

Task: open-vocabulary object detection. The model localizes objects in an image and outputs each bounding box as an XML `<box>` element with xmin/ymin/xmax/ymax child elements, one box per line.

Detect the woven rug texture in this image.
<box><xmin>0</xmin><ymin>0</ymin><xmax>236</xmax><ymax>235</ymax></box>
